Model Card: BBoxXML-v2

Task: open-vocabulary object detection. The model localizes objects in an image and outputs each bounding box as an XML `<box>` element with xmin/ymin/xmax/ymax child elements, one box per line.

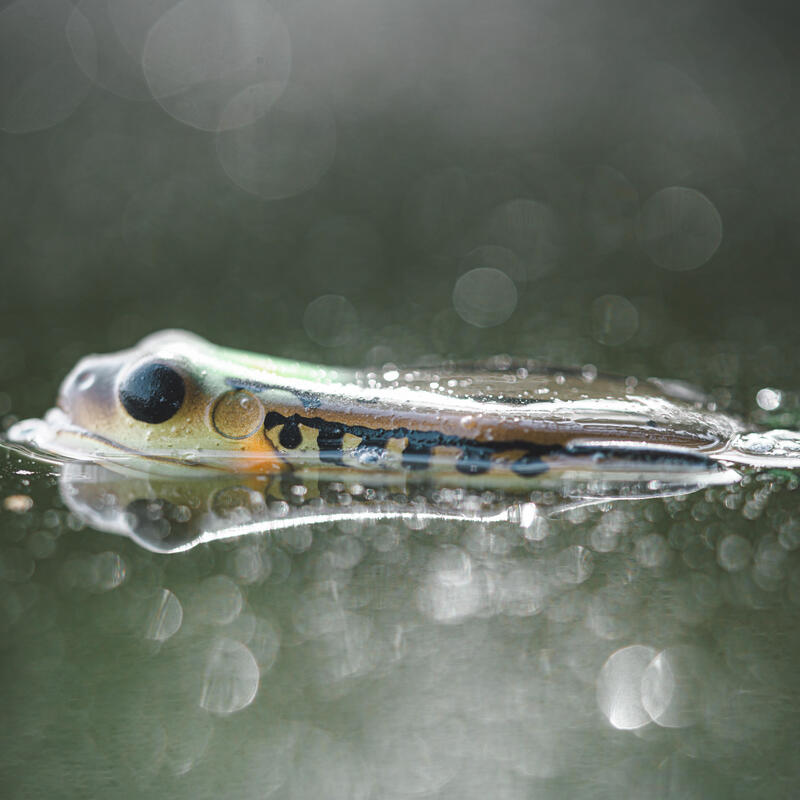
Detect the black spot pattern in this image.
<box><xmin>261</xmin><ymin>410</ymin><xmax>565</xmax><ymax>476</ymax></box>
<box><xmin>264</xmin><ymin>411</ymin><xmax>284</xmax><ymax>430</ymax></box>
<box><xmin>317</xmin><ymin>422</ymin><xmax>346</xmax><ymax>464</ymax></box>
<box><xmin>511</xmin><ymin>454</ymin><xmax>549</xmax><ymax>476</ymax></box>
<box><xmin>565</xmin><ymin>442</ymin><xmax>713</xmax><ymax>468</ymax></box>
<box><xmin>278</xmin><ymin>420</ymin><xmax>302</xmax><ymax>449</ymax></box>
<box><xmin>401</xmin><ymin>444</ymin><xmax>432</xmax><ymax>470</ymax></box>
<box><xmin>455</xmin><ymin>446</ymin><xmax>493</xmax><ymax>475</ymax></box>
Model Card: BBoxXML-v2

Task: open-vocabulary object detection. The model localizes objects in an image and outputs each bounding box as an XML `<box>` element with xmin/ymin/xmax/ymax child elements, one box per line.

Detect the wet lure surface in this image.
<box><xmin>9</xmin><ymin>330</ymin><xmax>800</xmax><ymax>487</ymax></box>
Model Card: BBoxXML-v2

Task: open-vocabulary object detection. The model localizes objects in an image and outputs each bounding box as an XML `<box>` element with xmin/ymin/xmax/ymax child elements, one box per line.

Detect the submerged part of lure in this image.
<box><xmin>8</xmin><ymin>329</ymin><xmax>800</xmax><ymax>485</ymax></box>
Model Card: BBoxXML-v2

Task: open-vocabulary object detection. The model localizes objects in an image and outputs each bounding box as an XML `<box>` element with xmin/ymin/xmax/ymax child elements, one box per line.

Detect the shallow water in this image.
<box><xmin>4</xmin><ymin>0</ymin><xmax>800</xmax><ymax>796</ymax></box>
<box><xmin>3</xmin><ymin>438</ymin><xmax>800</xmax><ymax>799</ymax></box>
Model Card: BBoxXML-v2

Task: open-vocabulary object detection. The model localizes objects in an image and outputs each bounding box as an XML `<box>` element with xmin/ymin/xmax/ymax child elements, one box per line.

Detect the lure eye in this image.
<box><xmin>119</xmin><ymin>362</ymin><xmax>185</xmax><ymax>424</ymax></box>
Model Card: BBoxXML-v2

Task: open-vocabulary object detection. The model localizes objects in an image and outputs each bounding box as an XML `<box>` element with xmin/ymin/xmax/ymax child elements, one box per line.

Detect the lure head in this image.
<box><xmin>21</xmin><ymin>330</ymin><xmax>287</xmax><ymax>474</ymax></box>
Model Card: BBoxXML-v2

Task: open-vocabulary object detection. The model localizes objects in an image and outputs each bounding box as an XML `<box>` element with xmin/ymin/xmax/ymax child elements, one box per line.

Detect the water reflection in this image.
<box><xmin>2</xmin><ymin>439</ymin><xmax>800</xmax><ymax>798</ymax></box>
<box><xmin>52</xmin><ymin>459</ymin><xmax>732</xmax><ymax>553</ymax></box>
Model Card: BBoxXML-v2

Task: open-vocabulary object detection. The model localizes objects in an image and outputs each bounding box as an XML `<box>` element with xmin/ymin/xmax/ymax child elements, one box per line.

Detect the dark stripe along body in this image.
<box><xmin>225</xmin><ymin>362</ymin><xmax>733</xmax><ymax>481</ymax></box>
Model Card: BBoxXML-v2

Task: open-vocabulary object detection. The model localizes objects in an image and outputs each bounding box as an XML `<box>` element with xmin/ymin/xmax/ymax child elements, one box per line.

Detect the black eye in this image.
<box><xmin>119</xmin><ymin>362</ymin><xmax>185</xmax><ymax>424</ymax></box>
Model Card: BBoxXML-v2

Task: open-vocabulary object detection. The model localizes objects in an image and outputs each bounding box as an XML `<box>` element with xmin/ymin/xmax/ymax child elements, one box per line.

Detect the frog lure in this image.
<box><xmin>9</xmin><ymin>330</ymin><xmax>800</xmax><ymax>487</ymax></box>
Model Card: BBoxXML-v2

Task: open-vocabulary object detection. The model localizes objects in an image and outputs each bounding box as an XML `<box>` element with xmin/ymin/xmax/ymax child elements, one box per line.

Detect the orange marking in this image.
<box><xmin>230</xmin><ymin>431</ymin><xmax>286</xmax><ymax>474</ymax></box>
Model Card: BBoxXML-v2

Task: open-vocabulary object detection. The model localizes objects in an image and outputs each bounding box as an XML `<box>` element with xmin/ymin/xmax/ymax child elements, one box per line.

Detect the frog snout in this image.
<box><xmin>57</xmin><ymin>355</ymin><xmax>122</xmax><ymax>427</ymax></box>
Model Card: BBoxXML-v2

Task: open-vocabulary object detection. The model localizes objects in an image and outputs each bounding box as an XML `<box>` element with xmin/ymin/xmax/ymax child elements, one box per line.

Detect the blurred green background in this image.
<box><xmin>3</xmin><ymin>2</ymin><xmax>800</xmax><ymax>799</ymax></box>
<box><xmin>2</xmin><ymin>0</ymin><xmax>800</xmax><ymax>423</ymax></box>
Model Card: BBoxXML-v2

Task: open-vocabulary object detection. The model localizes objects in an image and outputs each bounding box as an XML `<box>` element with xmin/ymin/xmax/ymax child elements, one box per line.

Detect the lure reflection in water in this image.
<box><xmin>8</xmin><ymin>330</ymin><xmax>800</xmax><ymax>551</ymax></box>
<box><xmin>48</xmin><ymin>461</ymin><xmax>734</xmax><ymax>553</ymax></box>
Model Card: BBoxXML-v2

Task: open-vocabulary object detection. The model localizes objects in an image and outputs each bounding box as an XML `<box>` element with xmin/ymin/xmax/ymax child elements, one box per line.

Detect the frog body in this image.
<box><xmin>8</xmin><ymin>330</ymin><xmax>800</xmax><ymax>483</ymax></box>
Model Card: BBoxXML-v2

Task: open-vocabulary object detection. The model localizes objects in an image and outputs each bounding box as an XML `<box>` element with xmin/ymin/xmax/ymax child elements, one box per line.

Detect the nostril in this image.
<box><xmin>75</xmin><ymin>371</ymin><xmax>96</xmax><ymax>391</ymax></box>
<box><xmin>57</xmin><ymin>367</ymin><xmax>96</xmax><ymax>416</ymax></box>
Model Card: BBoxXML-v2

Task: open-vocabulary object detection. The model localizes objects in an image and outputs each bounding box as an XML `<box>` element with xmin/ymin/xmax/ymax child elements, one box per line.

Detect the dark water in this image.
<box><xmin>3</xmin><ymin>0</ymin><xmax>800</xmax><ymax>797</ymax></box>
